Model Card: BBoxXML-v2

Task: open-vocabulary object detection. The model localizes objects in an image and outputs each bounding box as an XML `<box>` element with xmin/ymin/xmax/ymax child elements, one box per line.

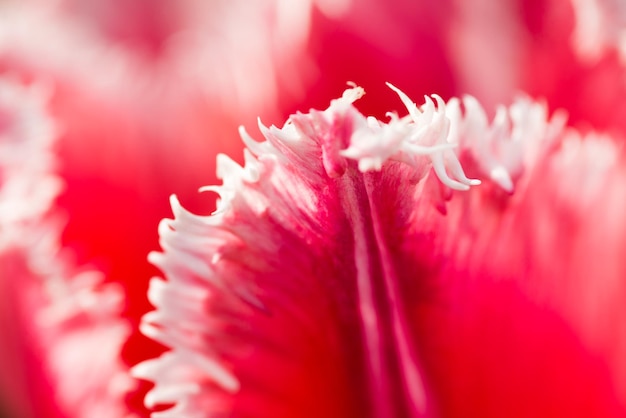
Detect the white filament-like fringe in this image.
<box><xmin>133</xmin><ymin>194</ymin><xmax>243</xmax><ymax>416</ymax></box>
<box><xmin>340</xmin><ymin>83</ymin><xmax>563</xmax><ymax>194</ymax></box>
<box><xmin>447</xmin><ymin>94</ymin><xmax>567</xmax><ymax>193</ymax></box>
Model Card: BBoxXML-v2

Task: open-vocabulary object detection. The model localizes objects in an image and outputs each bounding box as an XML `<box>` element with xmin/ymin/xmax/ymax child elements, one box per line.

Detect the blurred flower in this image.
<box><xmin>0</xmin><ymin>78</ymin><xmax>132</xmax><ymax>418</ymax></box>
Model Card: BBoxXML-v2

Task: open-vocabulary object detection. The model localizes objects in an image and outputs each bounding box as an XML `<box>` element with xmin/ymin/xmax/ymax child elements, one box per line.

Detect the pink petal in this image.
<box><xmin>0</xmin><ymin>77</ymin><xmax>133</xmax><ymax>418</ymax></box>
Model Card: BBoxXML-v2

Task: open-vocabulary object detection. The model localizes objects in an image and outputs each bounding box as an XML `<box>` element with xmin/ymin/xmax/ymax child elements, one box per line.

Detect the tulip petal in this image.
<box><xmin>0</xmin><ymin>77</ymin><xmax>133</xmax><ymax>418</ymax></box>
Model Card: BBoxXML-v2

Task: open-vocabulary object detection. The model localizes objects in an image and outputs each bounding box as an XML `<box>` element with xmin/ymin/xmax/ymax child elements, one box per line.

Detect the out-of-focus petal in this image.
<box><xmin>0</xmin><ymin>77</ymin><xmax>133</xmax><ymax>418</ymax></box>
<box><xmin>569</xmin><ymin>0</ymin><xmax>626</xmax><ymax>63</ymax></box>
<box><xmin>521</xmin><ymin>0</ymin><xmax>626</xmax><ymax>133</ymax></box>
<box><xmin>444</xmin><ymin>0</ymin><xmax>626</xmax><ymax>133</ymax></box>
<box><xmin>445</xmin><ymin>0</ymin><xmax>526</xmax><ymax>110</ymax></box>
